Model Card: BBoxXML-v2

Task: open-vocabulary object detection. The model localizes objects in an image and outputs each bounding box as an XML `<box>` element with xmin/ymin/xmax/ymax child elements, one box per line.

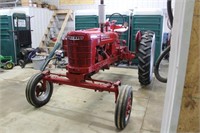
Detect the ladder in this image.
<box><xmin>39</xmin><ymin>9</ymin><xmax>73</xmax><ymax>53</ymax></box>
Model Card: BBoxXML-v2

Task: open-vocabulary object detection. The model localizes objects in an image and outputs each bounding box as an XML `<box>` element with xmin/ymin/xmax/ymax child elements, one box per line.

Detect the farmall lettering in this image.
<box><xmin>100</xmin><ymin>34</ymin><xmax>109</xmax><ymax>40</ymax></box>
<box><xmin>67</xmin><ymin>36</ymin><xmax>84</xmax><ymax>40</ymax></box>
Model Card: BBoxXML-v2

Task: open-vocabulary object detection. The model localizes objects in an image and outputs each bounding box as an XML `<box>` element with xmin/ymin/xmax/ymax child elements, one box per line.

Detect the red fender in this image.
<box><xmin>135</xmin><ymin>30</ymin><xmax>142</xmax><ymax>53</ymax></box>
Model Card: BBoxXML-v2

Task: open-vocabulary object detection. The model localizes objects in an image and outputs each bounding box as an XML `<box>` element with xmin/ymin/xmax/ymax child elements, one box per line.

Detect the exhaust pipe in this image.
<box><xmin>99</xmin><ymin>0</ymin><xmax>105</xmax><ymax>32</ymax></box>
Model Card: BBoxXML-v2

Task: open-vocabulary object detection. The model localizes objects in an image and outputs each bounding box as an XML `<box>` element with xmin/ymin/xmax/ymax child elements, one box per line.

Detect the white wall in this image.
<box><xmin>46</xmin><ymin>0</ymin><xmax>172</xmax><ymax>32</ymax></box>
<box><xmin>27</xmin><ymin>7</ymin><xmax>53</xmax><ymax>48</ymax></box>
<box><xmin>46</xmin><ymin>0</ymin><xmax>169</xmax><ymax>10</ymax></box>
<box><xmin>3</xmin><ymin>0</ymin><xmax>173</xmax><ymax>48</ymax></box>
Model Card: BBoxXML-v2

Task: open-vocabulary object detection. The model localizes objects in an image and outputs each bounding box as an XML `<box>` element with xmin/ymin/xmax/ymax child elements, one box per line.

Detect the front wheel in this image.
<box><xmin>115</xmin><ymin>85</ymin><xmax>133</xmax><ymax>130</ymax></box>
<box><xmin>138</xmin><ymin>31</ymin><xmax>155</xmax><ymax>85</ymax></box>
<box><xmin>25</xmin><ymin>73</ymin><xmax>53</xmax><ymax>107</ymax></box>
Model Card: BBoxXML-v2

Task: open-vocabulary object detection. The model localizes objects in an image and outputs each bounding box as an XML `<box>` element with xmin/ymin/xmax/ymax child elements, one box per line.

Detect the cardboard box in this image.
<box><xmin>49</xmin><ymin>5</ymin><xmax>57</xmax><ymax>10</ymax></box>
<box><xmin>21</xmin><ymin>3</ymin><xmax>33</xmax><ymax>7</ymax></box>
<box><xmin>21</xmin><ymin>0</ymin><xmax>32</xmax><ymax>6</ymax></box>
<box><xmin>33</xmin><ymin>0</ymin><xmax>43</xmax><ymax>5</ymax></box>
<box><xmin>37</xmin><ymin>4</ymin><xmax>42</xmax><ymax>8</ymax></box>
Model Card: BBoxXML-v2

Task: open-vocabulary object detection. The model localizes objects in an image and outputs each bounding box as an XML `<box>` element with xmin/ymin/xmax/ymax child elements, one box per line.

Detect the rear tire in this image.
<box><xmin>25</xmin><ymin>73</ymin><xmax>53</xmax><ymax>107</ymax></box>
<box><xmin>138</xmin><ymin>31</ymin><xmax>155</xmax><ymax>85</ymax></box>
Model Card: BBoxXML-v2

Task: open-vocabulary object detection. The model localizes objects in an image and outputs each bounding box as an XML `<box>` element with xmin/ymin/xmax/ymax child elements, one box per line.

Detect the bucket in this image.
<box><xmin>31</xmin><ymin>56</ymin><xmax>46</xmax><ymax>70</ymax></box>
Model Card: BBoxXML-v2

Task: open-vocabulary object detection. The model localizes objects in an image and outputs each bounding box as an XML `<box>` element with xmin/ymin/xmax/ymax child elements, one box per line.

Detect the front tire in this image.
<box><xmin>115</xmin><ymin>85</ymin><xmax>133</xmax><ymax>130</ymax></box>
<box><xmin>25</xmin><ymin>73</ymin><xmax>53</xmax><ymax>107</ymax></box>
<box><xmin>138</xmin><ymin>31</ymin><xmax>155</xmax><ymax>85</ymax></box>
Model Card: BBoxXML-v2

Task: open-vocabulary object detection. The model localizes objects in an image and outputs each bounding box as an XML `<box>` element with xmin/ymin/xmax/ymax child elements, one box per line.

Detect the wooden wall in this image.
<box><xmin>177</xmin><ymin>0</ymin><xmax>200</xmax><ymax>132</ymax></box>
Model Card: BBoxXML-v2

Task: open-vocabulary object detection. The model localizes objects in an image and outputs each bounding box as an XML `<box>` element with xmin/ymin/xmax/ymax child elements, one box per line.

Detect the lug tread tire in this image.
<box><xmin>138</xmin><ymin>31</ymin><xmax>155</xmax><ymax>85</ymax></box>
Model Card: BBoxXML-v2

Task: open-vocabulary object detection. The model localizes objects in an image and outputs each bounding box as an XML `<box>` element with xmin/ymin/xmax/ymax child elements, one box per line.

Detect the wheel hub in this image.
<box><xmin>125</xmin><ymin>96</ymin><xmax>132</xmax><ymax>121</ymax></box>
<box><xmin>35</xmin><ymin>82</ymin><xmax>50</xmax><ymax>101</ymax></box>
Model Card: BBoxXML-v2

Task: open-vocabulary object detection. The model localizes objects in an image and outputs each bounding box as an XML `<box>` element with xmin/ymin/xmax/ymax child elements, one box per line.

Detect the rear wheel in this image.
<box><xmin>25</xmin><ymin>73</ymin><xmax>53</xmax><ymax>107</ymax></box>
<box><xmin>138</xmin><ymin>31</ymin><xmax>155</xmax><ymax>85</ymax></box>
<box><xmin>115</xmin><ymin>85</ymin><xmax>133</xmax><ymax>130</ymax></box>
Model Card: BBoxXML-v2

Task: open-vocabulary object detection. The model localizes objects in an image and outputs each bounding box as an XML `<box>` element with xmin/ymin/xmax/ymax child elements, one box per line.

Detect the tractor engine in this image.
<box><xmin>64</xmin><ymin>28</ymin><xmax>121</xmax><ymax>77</ymax></box>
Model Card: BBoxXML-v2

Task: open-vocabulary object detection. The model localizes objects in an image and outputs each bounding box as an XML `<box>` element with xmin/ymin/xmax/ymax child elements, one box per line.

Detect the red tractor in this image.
<box><xmin>25</xmin><ymin>0</ymin><xmax>155</xmax><ymax>130</ymax></box>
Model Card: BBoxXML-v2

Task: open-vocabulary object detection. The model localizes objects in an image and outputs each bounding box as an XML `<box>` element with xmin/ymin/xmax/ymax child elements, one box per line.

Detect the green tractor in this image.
<box><xmin>0</xmin><ymin>55</ymin><xmax>14</xmax><ymax>69</ymax></box>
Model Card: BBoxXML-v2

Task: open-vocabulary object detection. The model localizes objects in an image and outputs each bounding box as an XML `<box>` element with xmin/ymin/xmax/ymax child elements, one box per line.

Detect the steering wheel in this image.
<box><xmin>108</xmin><ymin>13</ymin><xmax>125</xmax><ymax>26</ymax></box>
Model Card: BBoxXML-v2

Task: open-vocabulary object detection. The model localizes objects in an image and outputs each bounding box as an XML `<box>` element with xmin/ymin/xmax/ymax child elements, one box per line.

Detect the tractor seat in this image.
<box><xmin>114</xmin><ymin>27</ymin><xmax>128</xmax><ymax>33</ymax></box>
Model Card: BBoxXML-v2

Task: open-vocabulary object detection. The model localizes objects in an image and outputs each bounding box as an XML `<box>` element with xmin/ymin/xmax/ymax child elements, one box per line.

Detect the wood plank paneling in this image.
<box><xmin>177</xmin><ymin>0</ymin><xmax>200</xmax><ymax>132</ymax></box>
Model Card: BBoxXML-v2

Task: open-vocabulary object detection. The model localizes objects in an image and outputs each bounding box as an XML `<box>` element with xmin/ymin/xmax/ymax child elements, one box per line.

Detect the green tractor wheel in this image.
<box><xmin>4</xmin><ymin>62</ymin><xmax>14</xmax><ymax>69</ymax></box>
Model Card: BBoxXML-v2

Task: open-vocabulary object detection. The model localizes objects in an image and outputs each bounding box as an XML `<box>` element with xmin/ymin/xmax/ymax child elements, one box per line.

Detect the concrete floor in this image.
<box><xmin>0</xmin><ymin>64</ymin><xmax>166</xmax><ymax>133</ymax></box>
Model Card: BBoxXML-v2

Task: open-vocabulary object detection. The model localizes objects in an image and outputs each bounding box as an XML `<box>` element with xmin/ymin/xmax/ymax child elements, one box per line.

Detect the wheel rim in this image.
<box><xmin>34</xmin><ymin>81</ymin><xmax>50</xmax><ymax>101</ymax></box>
<box><xmin>125</xmin><ymin>96</ymin><xmax>132</xmax><ymax>122</ymax></box>
<box><xmin>150</xmin><ymin>35</ymin><xmax>155</xmax><ymax>80</ymax></box>
<box><xmin>6</xmin><ymin>63</ymin><xmax>13</xmax><ymax>69</ymax></box>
